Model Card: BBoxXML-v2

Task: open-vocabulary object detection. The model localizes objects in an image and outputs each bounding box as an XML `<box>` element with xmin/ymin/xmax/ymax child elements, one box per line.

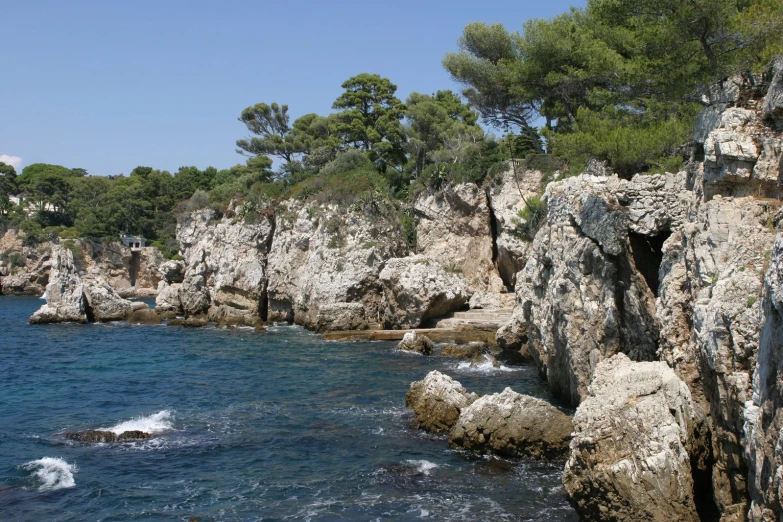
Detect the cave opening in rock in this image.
<box><xmin>691</xmin><ymin>448</ymin><xmax>721</xmax><ymax>521</ymax></box>
<box><xmin>628</xmin><ymin>231</ymin><xmax>670</xmax><ymax>297</ymax></box>
<box><xmin>129</xmin><ymin>251</ymin><xmax>140</xmax><ymax>287</ymax></box>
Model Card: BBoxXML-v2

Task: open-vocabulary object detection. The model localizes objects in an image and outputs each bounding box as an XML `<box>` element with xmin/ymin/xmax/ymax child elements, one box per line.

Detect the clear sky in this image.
<box><xmin>1</xmin><ymin>0</ymin><xmax>583</xmax><ymax>176</ymax></box>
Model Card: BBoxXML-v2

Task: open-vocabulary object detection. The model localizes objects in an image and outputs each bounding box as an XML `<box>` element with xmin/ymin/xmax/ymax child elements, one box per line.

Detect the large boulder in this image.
<box><xmin>82</xmin><ymin>278</ymin><xmax>134</xmax><ymax>321</ymax></box>
<box><xmin>563</xmin><ymin>354</ymin><xmax>700</xmax><ymax>522</ymax></box>
<box><xmin>396</xmin><ymin>332</ymin><xmax>434</xmax><ymax>355</ymax></box>
<box><xmin>405</xmin><ymin>370</ymin><xmax>477</xmax><ymax>433</ymax></box>
<box><xmin>64</xmin><ymin>430</ymin><xmax>154</xmax><ymax>443</ymax></box>
<box><xmin>448</xmin><ymin>387</ymin><xmax>573</xmax><ymax>459</ymax></box>
<box><xmin>158</xmin><ymin>260</ymin><xmax>184</xmax><ymax>284</ymax></box>
<box><xmin>379</xmin><ymin>256</ymin><xmax>471</xmax><ymax>329</ymax></box>
<box><xmin>29</xmin><ymin>247</ymin><xmax>88</xmax><ymax>324</ymax></box>
<box><xmin>266</xmin><ymin>200</ymin><xmax>407</xmax><ymax>331</ymax></box>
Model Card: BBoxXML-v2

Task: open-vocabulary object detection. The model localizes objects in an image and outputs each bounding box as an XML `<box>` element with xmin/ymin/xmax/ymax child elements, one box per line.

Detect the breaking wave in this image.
<box><xmin>101</xmin><ymin>410</ymin><xmax>173</xmax><ymax>435</ymax></box>
<box><xmin>22</xmin><ymin>457</ymin><xmax>76</xmax><ymax>491</ymax></box>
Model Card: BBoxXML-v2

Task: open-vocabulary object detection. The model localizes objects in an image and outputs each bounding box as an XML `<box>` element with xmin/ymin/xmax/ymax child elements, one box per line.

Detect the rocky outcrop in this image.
<box><xmin>379</xmin><ymin>256</ymin><xmax>471</xmax><ymax>329</ymax></box>
<box><xmin>486</xmin><ymin>165</ymin><xmax>542</xmax><ymax>288</ymax></box>
<box><xmin>156</xmin><ymin>208</ymin><xmax>274</xmax><ymax>326</ymax></box>
<box><xmin>563</xmin><ymin>354</ymin><xmax>701</xmax><ymax>522</ymax></box>
<box><xmin>64</xmin><ymin>430</ymin><xmax>154</xmax><ymax>443</ymax></box>
<box><xmin>657</xmin><ymin>196</ymin><xmax>778</xmax><ymax>516</ymax></box>
<box><xmin>414</xmin><ymin>183</ymin><xmax>512</xmax><ymax>309</ymax></box>
<box><xmin>745</xmin><ymin>232</ymin><xmax>783</xmax><ymax>521</ymax></box>
<box><xmin>30</xmin><ymin>246</ymin><xmax>141</xmax><ymax>324</ymax></box>
<box><xmin>762</xmin><ymin>57</ymin><xmax>783</xmax><ymax>124</ymax></box>
<box><xmin>0</xmin><ymin>230</ymin><xmax>163</xmax><ymax>297</ymax></box>
<box><xmin>29</xmin><ymin>247</ymin><xmax>87</xmax><ymax>324</ymax></box>
<box><xmin>396</xmin><ymin>332</ymin><xmax>433</xmax><ymax>355</ymax></box>
<box><xmin>405</xmin><ymin>370</ymin><xmax>477</xmax><ymax>433</ymax></box>
<box><xmin>266</xmin><ymin>201</ymin><xmax>407</xmax><ymax>331</ymax></box>
<box><xmin>499</xmin><ymin>174</ymin><xmax>661</xmax><ymax>407</ymax></box>
<box><xmin>449</xmin><ymin>387</ymin><xmax>573</xmax><ymax>459</ymax></box>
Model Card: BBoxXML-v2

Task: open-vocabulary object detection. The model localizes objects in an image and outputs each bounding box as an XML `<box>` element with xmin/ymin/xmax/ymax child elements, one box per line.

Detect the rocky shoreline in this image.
<box><xmin>12</xmin><ymin>60</ymin><xmax>783</xmax><ymax>521</ymax></box>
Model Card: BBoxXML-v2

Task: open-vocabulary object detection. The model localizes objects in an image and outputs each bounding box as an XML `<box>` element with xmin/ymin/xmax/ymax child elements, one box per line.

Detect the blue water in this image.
<box><xmin>0</xmin><ymin>297</ymin><xmax>577</xmax><ymax>521</ymax></box>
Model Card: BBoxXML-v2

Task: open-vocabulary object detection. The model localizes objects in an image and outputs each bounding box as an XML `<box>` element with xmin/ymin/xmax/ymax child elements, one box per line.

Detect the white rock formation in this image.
<box><xmin>563</xmin><ymin>354</ymin><xmax>701</xmax><ymax>522</ymax></box>
<box><xmin>405</xmin><ymin>370</ymin><xmax>477</xmax><ymax>433</ymax></box>
<box><xmin>379</xmin><ymin>256</ymin><xmax>471</xmax><ymax>329</ymax></box>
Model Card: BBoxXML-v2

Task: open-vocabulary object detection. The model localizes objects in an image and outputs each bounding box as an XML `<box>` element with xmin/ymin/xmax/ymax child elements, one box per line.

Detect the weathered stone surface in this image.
<box><xmin>449</xmin><ymin>387</ymin><xmax>572</xmax><ymax>459</ymax></box>
<box><xmin>157</xmin><ymin>208</ymin><xmax>274</xmax><ymax>326</ymax></box>
<box><xmin>266</xmin><ymin>201</ymin><xmax>407</xmax><ymax>331</ymax></box>
<box><xmin>762</xmin><ymin>57</ymin><xmax>783</xmax><ymax>124</ymax></box>
<box><xmin>440</xmin><ymin>342</ymin><xmax>486</xmax><ymax>362</ymax></box>
<box><xmin>379</xmin><ymin>256</ymin><xmax>471</xmax><ymax>329</ymax></box>
<box><xmin>744</xmin><ymin>234</ymin><xmax>783</xmax><ymax>521</ymax></box>
<box><xmin>396</xmin><ymin>332</ymin><xmax>433</xmax><ymax>355</ymax></box>
<box><xmin>127</xmin><ymin>308</ymin><xmax>161</xmax><ymax>325</ymax></box>
<box><xmin>158</xmin><ymin>260</ymin><xmax>184</xmax><ymax>284</ymax></box>
<box><xmin>166</xmin><ymin>317</ymin><xmax>208</xmax><ymax>328</ymax></box>
<box><xmin>487</xmin><ymin>166</ymin><xmax>542</xmax><ymax>288</ymax></box>
<box><xmin>405</xmin><ymin>370</ymin><xmax>477</xmax><ymax>433</ymax></box>
<box><xmin>29</xmin><ymin>247</ymin><xmax>87</xmax><ymax>324</ymax></box>
<box><xmin>499</xmin><ymin>175</ymin><xmax>659</xmax><ymax>407</ymax></box>
<box><xmin>415</xmin><ymin>183</ymin><xmax>511</xmax><ymax>309</ymax></box>
<box><xmin>658</xmin><ymin>196</ymin><xmax>778</xmax><ymax>515</ymax></box>
<box><xmin>563</xmin><ymin>354</ymin><xmax>700</xmax><ymax>522</ymax></box>
<box><xmin>82</xmin><ymin>278</ymin><xmax>134</xmax><ymax>321</ymax></box>
<box><xmin>64</xmin><ymin>430</ymin><xmax>154</xmax><ymax>443</ymax></box>
<box><xmin>613</xmin><ymin>171</ymin><xmax>692</xmax><ymax>235</ymax></box>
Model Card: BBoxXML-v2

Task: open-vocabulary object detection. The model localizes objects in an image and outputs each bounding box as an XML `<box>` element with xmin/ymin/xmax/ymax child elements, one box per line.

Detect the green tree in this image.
<box><xmin>332</xmin><ymin>73</ymin><xmax>407</xmax><ymax>167</ymax></box>
<box><xmin>236</xmin><ymin>102</ymin><xmax>308</xmax><ymax>163</ymax></box>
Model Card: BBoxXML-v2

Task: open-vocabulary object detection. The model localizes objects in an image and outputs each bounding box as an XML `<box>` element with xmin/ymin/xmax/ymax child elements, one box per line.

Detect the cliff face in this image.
<box><xmin>0</xmin><ymin>230</ymin><xmax>163</xmax><ymax>298</ymax></box>
<box><xmin>492</xmin><ymin>64</ymin><xmax>783</xmax><ymax>521</ymax></box>
<box><xmin>266</xmin><ymin>200</ymin><xmax>407</xmax><ymax>331</ymax></box>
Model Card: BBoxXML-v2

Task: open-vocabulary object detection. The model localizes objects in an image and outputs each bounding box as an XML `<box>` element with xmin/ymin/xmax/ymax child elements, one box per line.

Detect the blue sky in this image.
<box><xmin>1</xmin><ymin>0</ymin><xmax>583</xmax><ymax>176</ymax></box>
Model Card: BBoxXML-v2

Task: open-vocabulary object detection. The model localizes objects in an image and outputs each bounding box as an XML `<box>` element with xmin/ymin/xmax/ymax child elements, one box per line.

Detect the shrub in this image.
<box><xmin>186</xmin><ymin>190</ymin><xmax>210</xmax><ymax>210</ymax></box>
<box><xmin>320</xmin><ymin>149</ymin><xmax>371</xmax><ymax>176</ymax></box>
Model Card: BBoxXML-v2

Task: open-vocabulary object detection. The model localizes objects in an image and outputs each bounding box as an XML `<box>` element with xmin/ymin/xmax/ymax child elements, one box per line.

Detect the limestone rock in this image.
<box><xmin>415</xmin><ymin>183</ymin><xmax>509</xmax><ymax>308</ymax></box>
<box><xmin>379</xmin><ymin>256</ymin><xmax>471</xmax><ymax>329</ymax></box>
<box><xmin>396</xmin><ymin>332</ymin><xmax>433</xmax><ymax>355</ymax></box>
<box><xmin>266</xmin><ymin>201</ymin><xmax>407</xmax><ymax>331</ymax></box>
<box><xmin>440</xmin><ymin>342</ymin><xmax>486</xmax><ymax>362</ymax></box>
<box><xmin>449</xmin><ymin>387</ymin><xmax>573</xmax><ymax>459</ymax></box>
<box><xmin>487</xmin><ymin>166</ymin><xmax>542</xmax><ymax>288</ymax></box>
<box><xmin>155</xmin><ymin>282</ymin><xmax>182</xmax><ymax>313</ymax></box>
<box><xmin>29</xmin><ymin>247</ymin><xmax>87</xmax><ymax>324</ymax></box>
<box><xmin>64</xmin><ymin>430</ymin><xmax>154</xmax><ymax>443</ymax></box>
<box><xmin>166</xmin><ymin>208</ymin><xmax>274</xmax><ymax>325</ymax></box>
<box><xmin>158</xmin><ymin>260</ymin><xmax>184</xmax><ymax>284</ymax></box>
<box><xmin>563</xmin><ymin>354</ymin><xmax>700</xmax><ymax>522</ymax></box>
<box><xmin>82</xmin><ymin>278</ymin><xmax>134</xmax><ymax>321</ymax></box>
<box><xmin>127</xmin><ymin>308</ymin><xmax>160</xmax><ymax>325</ymax></box>
<box><xmin>501</xmin><ymin>174</ymin><xmax>659</xmax><ymax>407</ymax></box>
<box><xmin>762</xmin><ymin>57</ymin><xmax>783</xmax><ymax>124</ymax></box>
<box><xmin>744</xmin><ymin>234</ymin><xmax>783</xmax><ymax>521</ymax></box>
<box><xmin>405</xmin><ymin>370</ymin><xmax>477</xmax><ymax>433</ymax></box>
<box><xmin>658</xmin><ymin>196</ymin><xmax>778</xmax><ymax>514</ymax></box>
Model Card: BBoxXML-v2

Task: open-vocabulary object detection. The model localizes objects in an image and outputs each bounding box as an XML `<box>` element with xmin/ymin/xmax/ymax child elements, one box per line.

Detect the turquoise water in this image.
<box><xmin>0</xmin><ymin>296</ymin><xmax>577</xmax><ymax>521</ymax></box>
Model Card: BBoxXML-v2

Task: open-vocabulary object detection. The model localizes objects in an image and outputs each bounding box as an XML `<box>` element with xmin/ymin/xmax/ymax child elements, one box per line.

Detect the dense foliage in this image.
<box><xmin>2</xmin><ymin>1</ymin><xmax>780</xmax><ymax>254</ymax></box>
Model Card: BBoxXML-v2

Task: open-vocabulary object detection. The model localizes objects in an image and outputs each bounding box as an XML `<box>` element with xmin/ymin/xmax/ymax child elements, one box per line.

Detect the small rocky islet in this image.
<box><xmin>6</xmin><ymin>58</ymin><xmax>783</xmax><ymax>522</ymax></box>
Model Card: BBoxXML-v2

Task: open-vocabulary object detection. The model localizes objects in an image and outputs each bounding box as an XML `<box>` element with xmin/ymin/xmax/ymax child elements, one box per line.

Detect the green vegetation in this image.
<box><xmin>1</xmin><ymin>1</ymin><xmax>780</xmax><ymax>254</ymax></box>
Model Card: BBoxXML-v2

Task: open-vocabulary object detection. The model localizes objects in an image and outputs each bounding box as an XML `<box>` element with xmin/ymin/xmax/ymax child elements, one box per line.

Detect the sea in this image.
<box><xmin>0</xmin><ymin>296</ymin><xmax>578</xmax><ymax>521</ymax></box>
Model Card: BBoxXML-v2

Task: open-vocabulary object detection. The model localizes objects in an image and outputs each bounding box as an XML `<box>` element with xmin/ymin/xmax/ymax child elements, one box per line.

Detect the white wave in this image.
<box><xmin>102</xmin><ymin>410</ymin><xmax>173</xmax><ymax>435</ymax></box>
<box><xmin>406</xmin><ymin>459</ymin><xmax>438</xmax><ymax>475</ymax></box>
<box><xmin>22</xmin><ymin>457</ymin><xmax>76</xmax><ymax>491</ymax></box>
<box><xmin>455</xmin><ymin>354</ymin><xmax>520</xmax><ymax>374</ymax></box>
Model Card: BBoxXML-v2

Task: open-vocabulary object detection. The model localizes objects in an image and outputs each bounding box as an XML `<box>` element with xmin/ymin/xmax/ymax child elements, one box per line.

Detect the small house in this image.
<box><xmin>120</xmin><ymin>234</ymin><xmax>145</xmax><ymax>249</ymax></box>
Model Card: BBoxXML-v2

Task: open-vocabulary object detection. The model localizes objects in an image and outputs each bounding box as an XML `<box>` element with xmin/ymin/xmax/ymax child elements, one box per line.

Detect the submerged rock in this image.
<box><xmin>448</xmin><ymin>387</ymin><xmax>572</xmax><ymax>460</ymax></box>
<box><xmin>563</xmin><ymin>354</ymin><xmax>700</xmax><ymax>522</ymax></box>
<box><xmin>440</xmin><ymin>342</ymin><xmax>486</xmax><ymax>362</ymax></box>
<box><xmin>405</xmin><ymin>370</ymin><xmax>477</xmax><ymax>433</ymax></box>
<box><xmin>64</xmin><ymin>430</ymin><xmax>154</xmax><ymax>443</ymax></box>
<box><xmin>397</xmin><ymin>332</ymin><xmax>433</xmax><ymax>355</ymax></box>
<box><xmin>379</xmin><ymin>256</ymin><xmax>471</xmax><ymax>329</ymax></box>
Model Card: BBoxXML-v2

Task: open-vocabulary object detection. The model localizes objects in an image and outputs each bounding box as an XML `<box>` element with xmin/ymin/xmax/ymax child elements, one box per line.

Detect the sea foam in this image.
<box><xmin>22</xmin><ymin>457</ymin><xmax>77</xmax><ymax>491</ymax></box>
<box><xmin>456</xmin><ymin>354</ymin><xmax>519</xmax><ymax>374</ymax></box>
<box><xmin>406</xmin><ymin>460</ymin><xmax>438</xmax><ymax>475</ymax></box>
<box><xmin>102</xmin><ymin>410</ymin><xmax>173</xmax><ymax>435</ymax></box>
